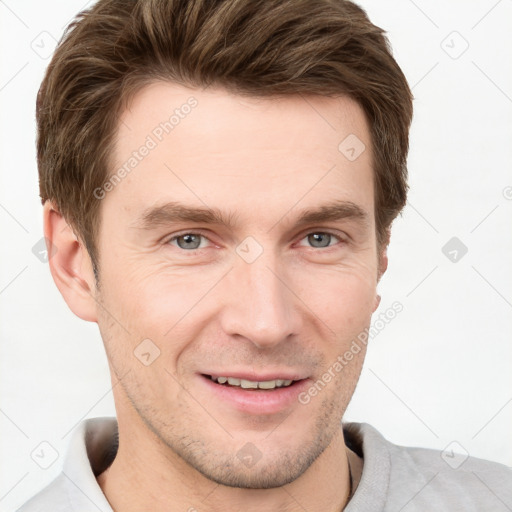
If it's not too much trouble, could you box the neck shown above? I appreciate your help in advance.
[96,417,354,512]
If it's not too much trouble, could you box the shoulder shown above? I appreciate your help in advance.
[16,470,112,512]
[387,437,512,509]
[16,474,72,512]
[16,417,116,512]
[344,421,512,511]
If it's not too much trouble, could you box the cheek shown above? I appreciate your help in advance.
[132,268,219,319]
[100,251,193,317]
[293,261,377,327]
[99,261,223,365]
[98,235,377,340]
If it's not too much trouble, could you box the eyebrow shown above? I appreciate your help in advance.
[131,199,370,232]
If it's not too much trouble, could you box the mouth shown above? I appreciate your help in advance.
[198,373,310,414]
[202,374,302,390]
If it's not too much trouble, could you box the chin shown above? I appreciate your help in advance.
[191,451,317,489]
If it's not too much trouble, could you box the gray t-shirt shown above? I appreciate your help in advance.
[16,416,512,511]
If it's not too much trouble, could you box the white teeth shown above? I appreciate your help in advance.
[210,375,295,389]
[240,379,258,389]
[258,380,277,389]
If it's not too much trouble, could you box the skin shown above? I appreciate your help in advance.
[44,82,388,512]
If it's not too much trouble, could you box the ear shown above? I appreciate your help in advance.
[43,200,98,322]
[373,228,390,312]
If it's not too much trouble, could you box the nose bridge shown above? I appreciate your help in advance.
[219,240,300,348]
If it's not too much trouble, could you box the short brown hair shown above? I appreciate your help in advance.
[37,0,413,280]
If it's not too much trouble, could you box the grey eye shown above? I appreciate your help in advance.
[307,232,333,248]
[174,234,203,250]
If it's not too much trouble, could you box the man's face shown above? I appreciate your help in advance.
[94,82,381,488]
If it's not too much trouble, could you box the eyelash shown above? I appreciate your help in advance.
[164,230,346,252]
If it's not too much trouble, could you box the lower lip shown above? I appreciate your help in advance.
[198,374,311,415]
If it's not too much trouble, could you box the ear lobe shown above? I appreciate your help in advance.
[43,201,98,322]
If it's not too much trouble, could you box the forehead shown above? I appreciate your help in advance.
[116,81,370,154]
[105,81,374,227]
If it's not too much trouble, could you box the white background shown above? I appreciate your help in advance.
[1,1,511,510]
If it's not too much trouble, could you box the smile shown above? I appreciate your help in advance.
[206,375,296,390]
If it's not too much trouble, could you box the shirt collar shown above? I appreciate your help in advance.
[62,416,117,512]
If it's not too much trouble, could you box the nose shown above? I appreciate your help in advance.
[218,245,302,349]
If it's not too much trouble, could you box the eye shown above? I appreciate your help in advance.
[164,230,345,252]
[297,231,344,249]
[166,232,211,250]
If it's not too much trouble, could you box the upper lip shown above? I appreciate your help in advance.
[200,371,309,381]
